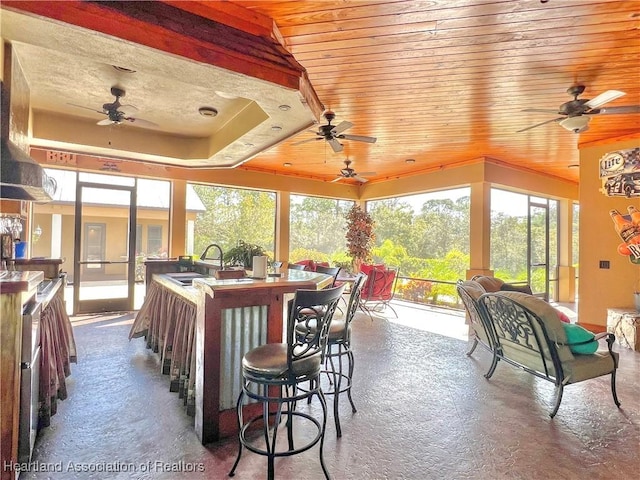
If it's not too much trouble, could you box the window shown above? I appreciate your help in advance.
[84,223,105,269]
[147,225,163,256]
[289,195,353,264]
[189,184,276,260]
[367,188,471,306]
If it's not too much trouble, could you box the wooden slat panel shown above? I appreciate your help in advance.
[4,0,639,185]
[229,0,639,184]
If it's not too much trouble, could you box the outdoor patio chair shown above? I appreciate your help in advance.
[478,291,620,418]
[295,259,317,271]
[359,266,398,319]
[456,279,499,377]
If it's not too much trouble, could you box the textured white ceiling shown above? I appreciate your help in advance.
[1,9,316,167]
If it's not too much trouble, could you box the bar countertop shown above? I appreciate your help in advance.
[0,270,44,295]
[152,268,333,302]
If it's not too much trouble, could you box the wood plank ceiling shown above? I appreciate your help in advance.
[230,0,640,185]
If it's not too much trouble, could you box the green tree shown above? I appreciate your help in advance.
[289,195,353,263]
[192,185,276,258]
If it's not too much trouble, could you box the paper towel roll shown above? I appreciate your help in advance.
[252,255,268,278]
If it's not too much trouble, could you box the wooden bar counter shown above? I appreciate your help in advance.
[1,270,43,480]
[132,269,332,445]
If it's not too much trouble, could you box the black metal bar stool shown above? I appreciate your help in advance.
[229,285,345,480]
[320,272,367,437]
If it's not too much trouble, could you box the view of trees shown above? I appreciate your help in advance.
[289,195,354,267]
[490,191,559,298]
[191,184,276,259]
[368,193,471,306]
[189,184,567,306]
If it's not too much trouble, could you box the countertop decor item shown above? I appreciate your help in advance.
[223,240,267,270]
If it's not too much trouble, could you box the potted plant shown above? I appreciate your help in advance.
[345,205,375,273]
[223,240,267,270]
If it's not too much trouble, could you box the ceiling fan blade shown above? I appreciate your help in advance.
[125,117,159,128]
[339,134,377,143]
[96,118,114,126]
[292,136,320,146]
[522,108,561,114]
[118,104,138,115]
[328,138,344,153]
[331,121,353,135]
[516,117,563,133]
[330,176,344,183]
[589,105,640,115]
[353,175,369,183]
[585,90,625,109]
[68,103,105,115]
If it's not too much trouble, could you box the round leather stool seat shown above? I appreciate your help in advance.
[242,343,321,380]
[295,318,352,343]
[229,285,346,480]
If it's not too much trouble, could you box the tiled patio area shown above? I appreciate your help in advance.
[20,302,640,480]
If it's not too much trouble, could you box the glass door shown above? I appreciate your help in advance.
[528,198,550,301]
[73,177,137,314]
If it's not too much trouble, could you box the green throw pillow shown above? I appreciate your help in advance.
[561,323,598,355]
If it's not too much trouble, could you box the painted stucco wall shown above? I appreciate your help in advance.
[579,137,640,325]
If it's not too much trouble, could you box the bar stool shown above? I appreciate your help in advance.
[321,272,367,437]
[315,265,341,286]
[228,284,345,480]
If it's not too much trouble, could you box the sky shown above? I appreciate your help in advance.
[399,187,530,217]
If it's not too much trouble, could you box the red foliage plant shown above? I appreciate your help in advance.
[345,205,375,264]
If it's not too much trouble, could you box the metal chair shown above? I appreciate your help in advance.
[479,291,620,418]
[456,279,499,377]
[315,265,341,287]
[359,266,399,319]
[321,272,367,437]
[229,285,345,480]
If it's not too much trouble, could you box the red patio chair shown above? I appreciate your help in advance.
[295,259,316,271]
[359,266,399,319]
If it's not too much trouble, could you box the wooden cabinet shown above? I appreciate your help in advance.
[0,271,43,480]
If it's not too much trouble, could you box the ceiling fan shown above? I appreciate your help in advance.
[517,85,640,134]
[330,159,376,183]
[69,86,158,128]
[293,110,377,153]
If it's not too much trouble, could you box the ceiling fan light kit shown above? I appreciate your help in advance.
[560,116,590,133]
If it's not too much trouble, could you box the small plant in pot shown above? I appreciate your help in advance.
[223,240,267,270]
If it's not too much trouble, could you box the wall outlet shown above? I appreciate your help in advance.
[599,260,610,269]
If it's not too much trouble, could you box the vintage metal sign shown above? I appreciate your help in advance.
[600,147,640,198]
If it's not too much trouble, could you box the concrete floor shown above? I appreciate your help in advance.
[20,302,640,480]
